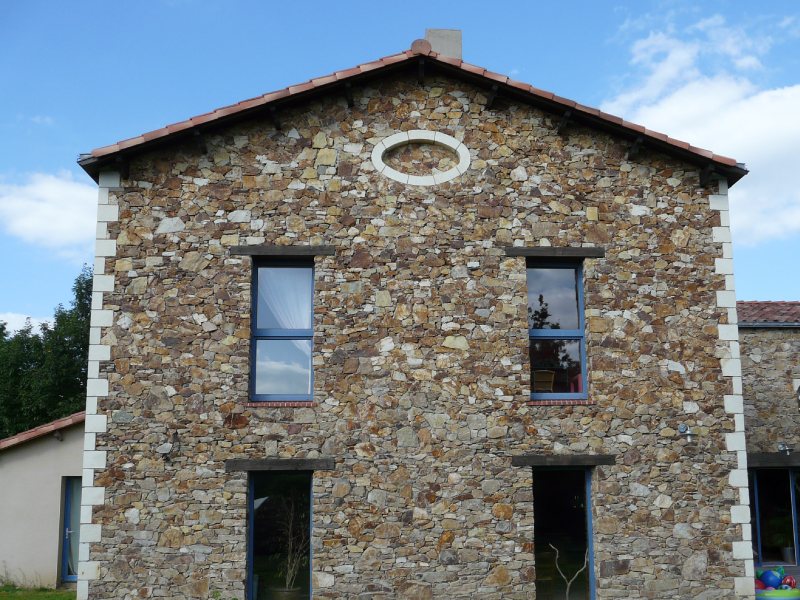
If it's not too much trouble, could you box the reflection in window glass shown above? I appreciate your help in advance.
[255,340,312,395]
[530,339,583,394]
[251,471,312,599]
[257,268,313,331]
[527,268,579,330]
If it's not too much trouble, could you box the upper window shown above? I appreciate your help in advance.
[528,264,586,399]
[252,262,314,401]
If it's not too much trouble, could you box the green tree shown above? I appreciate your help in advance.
[0,266,92,439]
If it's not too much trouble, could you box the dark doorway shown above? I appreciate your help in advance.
[750,469,799,566]
[532,469,593,600]
[250,471,312,600]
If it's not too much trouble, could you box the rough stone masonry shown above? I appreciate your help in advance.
[78,68,751,599]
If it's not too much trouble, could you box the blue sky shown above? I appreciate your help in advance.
[2,0,799,331]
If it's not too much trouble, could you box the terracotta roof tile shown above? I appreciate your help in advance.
[381,53,410,66]
[506,78,531,92]
[483,70,508,84]
[551,95,577,108]
[623,121,645,133]
[459,62,485,76]
[0,411,86,451]
[575,104,600,117]
[529,87,554,101]
[738,301,800,324]
[435,55,463,67]
[81,42,744,175]
[166,120,193,134]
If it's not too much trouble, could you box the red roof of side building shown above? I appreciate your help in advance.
[78,39,747,186]
[737,301,800,325]
[0,411,86,451]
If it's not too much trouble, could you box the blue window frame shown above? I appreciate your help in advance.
[528,262,587,399]
[251,260,314,402]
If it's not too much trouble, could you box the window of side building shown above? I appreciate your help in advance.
[251,260,314,402]
[528,263,587,399]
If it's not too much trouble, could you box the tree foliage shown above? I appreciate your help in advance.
[0,266,92,439]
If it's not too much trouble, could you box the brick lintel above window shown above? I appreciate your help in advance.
[505,246,605,258]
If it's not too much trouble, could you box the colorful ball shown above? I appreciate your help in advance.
[784,576,797,588]
[755,579,766,589]
[762,570,784,589]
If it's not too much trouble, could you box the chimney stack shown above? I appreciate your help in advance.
[424,29,462,59]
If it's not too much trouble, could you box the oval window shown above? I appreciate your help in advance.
[371,130,470,186]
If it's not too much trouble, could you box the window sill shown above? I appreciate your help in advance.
[527,399,597,406]
[243,401,317,408]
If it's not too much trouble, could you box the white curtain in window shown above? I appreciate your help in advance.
[258,268,312,356]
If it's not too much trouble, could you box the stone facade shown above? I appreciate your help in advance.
[78,68,753,599]
[741,327,800,453]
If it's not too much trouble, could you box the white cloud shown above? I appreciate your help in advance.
[602,14,800,246]
[0,171,97,258]
[0,312,51,335]
[30,115,54,125]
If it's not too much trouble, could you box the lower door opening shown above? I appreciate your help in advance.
[532,469,594,600]
[249,471,312,600]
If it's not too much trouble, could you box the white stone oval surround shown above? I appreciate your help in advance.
[371,130,471,186]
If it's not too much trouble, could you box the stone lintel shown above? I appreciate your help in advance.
[230,245,335,256]
[511,454,616,467]
[505,247,606,259]
[225,458,335,471]
[747,453,800,468]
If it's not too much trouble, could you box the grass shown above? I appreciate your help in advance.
[0,583,76,600]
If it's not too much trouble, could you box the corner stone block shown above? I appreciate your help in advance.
[712,227,732,243]
[83,450,107,469]
[82,485,105,506]
[724,395,744,414]
[732,541,752,560]
[95,239,117,257]
[715,258,735,275]
[80,524,102,544]
[729,469,748,487]
[726,432,746,452]
[80,505,92,524]
[92,274,114,292]
[730,505,750,523]
[78,542,90,561]
[78,561,100,580]
[98,171,121,188]
[84,413,107,433]
[709,195,729,211]
[90,309,113,327]
[86,378,109,397]
[734,576,755,596]
[96,204,120,223]
[718,324,739,341]
[88,344,111,361]
[721,358,742,377]
[715,290,737,308]
[77,581,89,600]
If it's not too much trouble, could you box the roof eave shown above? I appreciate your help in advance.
[78,54,748,188]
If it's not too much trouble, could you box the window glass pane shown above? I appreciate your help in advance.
[257,267,313,330]
[251,471,312,598]
[532,470,591,600]
[527,268,579,330]
[255,339,312,395]
[530,339,583,394]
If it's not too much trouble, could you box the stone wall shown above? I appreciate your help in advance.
[82,72,750,599]
[741,327,800,453]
